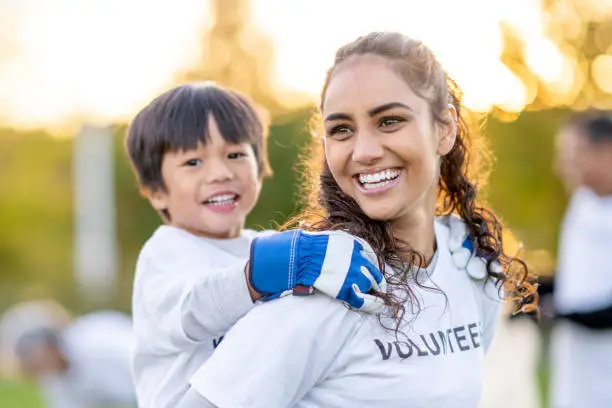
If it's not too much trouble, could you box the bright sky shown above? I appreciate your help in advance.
[0,0,608,131]
[253,0,545,112]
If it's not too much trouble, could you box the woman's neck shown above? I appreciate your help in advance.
[392,206,437,265]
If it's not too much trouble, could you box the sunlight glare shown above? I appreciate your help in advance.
[253,0,541,113]
[0,0,208,130]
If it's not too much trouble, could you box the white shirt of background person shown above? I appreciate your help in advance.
[42,311,136,408]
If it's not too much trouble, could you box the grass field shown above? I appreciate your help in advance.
[0,381,43,408]
[0,378,550,408]
[0,381,132,407]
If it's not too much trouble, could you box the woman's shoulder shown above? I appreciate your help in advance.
[255,294,364,323]
[228,294,367,342]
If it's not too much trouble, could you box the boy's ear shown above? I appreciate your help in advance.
[141,186,168,212]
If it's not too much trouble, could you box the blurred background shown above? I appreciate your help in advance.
[0,0,611,406]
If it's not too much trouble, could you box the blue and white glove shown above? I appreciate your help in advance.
[447,215,502,279]
[248,229,387,313]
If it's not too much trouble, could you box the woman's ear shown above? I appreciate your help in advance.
[437,104,458,156]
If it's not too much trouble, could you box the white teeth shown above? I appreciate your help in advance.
[205,194,236,204]
[358,169,400,185]
[361,179,394,190]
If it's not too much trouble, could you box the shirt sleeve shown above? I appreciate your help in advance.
[478,279,503,352]
[132,231,255,354]
[188,295,364,408]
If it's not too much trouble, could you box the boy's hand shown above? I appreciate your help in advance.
[247,230,387,314]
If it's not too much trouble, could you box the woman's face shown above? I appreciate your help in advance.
[321,54,455,228]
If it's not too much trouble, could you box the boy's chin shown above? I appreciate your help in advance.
[179,222,243,239]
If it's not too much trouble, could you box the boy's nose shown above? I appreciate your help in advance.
[204,160,234,183]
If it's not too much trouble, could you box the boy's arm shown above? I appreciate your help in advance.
[135,228,386,351]
[181,228,387,341]
[134,239,259,352]
[179,259,261,340]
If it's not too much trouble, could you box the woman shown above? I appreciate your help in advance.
[178,31,536,408]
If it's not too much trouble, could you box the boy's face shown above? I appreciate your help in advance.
[148,115,262,238]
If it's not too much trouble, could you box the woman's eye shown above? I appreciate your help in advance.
[228,152,247,159]
[379,117,405,128]
[328,124,353,139]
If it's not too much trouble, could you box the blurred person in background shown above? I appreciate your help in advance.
[0,299,72,379]
[0,300,137,408]
[546,110,612,408]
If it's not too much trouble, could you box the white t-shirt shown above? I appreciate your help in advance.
[42,311,136,408]
[555,188,612,311]
[189,220,502,408]
[551,188,612,408]
[131,226,272,408]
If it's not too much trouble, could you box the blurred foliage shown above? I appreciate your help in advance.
[486,110,570,256]
[501,0,612,110]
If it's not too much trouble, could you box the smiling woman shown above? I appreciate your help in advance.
[176,32,538,408]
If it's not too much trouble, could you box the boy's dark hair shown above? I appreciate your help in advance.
[565,109,612,144]
[125,82,271,193]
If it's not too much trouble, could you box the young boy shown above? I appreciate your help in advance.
[125,82,385,408]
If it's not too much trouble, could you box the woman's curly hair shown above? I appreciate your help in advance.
[286,32,538,332]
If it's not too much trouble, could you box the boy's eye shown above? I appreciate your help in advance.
[183,158,201,166]
[228,152,247,159]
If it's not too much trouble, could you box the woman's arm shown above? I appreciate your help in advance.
[557,302,612,330]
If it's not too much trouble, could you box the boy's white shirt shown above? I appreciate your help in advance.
[550,187,612,408]
[131,225,273,408]
[42,311,136,408]
[188,220,502,408]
